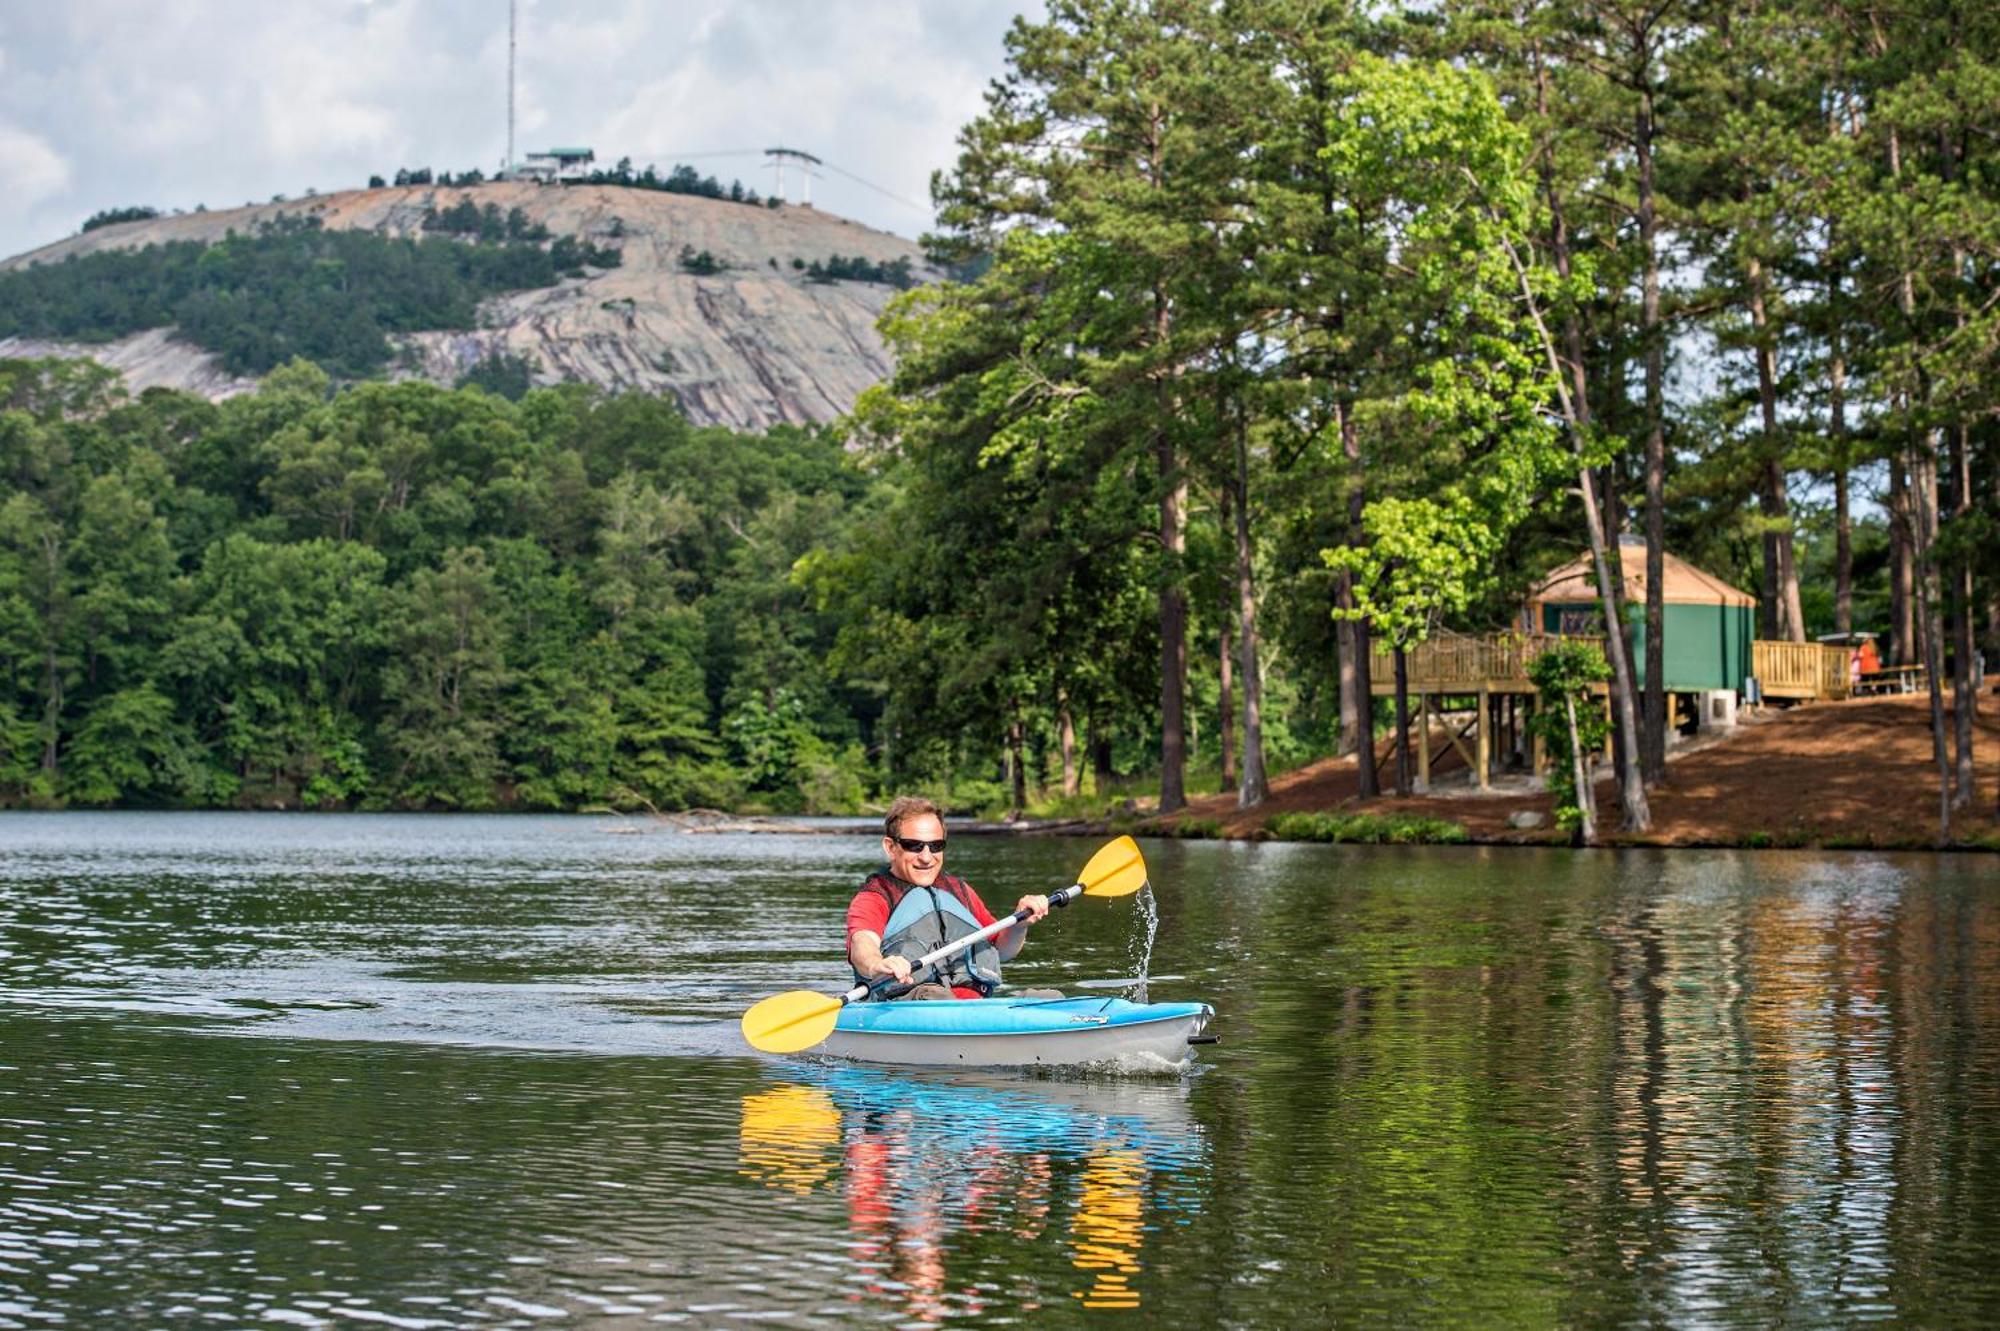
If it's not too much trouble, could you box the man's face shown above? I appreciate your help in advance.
[883,812,947,886]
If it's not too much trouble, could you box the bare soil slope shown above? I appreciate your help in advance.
[0,182,935,431]
[1167,693,2000,848]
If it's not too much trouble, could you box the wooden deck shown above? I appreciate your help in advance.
[1361,632,1854,793]
[1368,634,1851,702]
[1368,633,1599,696]
[1752,640,1853,701]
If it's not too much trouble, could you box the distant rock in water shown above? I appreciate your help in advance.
[0,182,938,431]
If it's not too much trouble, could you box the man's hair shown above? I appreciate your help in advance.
[883,795,943,839]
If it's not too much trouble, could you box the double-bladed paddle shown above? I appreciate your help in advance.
[740,834,1149,1054]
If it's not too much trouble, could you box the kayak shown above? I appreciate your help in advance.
[821,995,1215,1069]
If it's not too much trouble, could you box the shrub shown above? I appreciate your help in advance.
[1267,811,1469,845]
[81,206,161,233]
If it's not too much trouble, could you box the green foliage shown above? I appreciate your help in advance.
[804,254,916,288]
[1267,811,1471,845]
[1318,55,1568,648]
[1526,641,1611,833]
[0,215,616,379]
[0,356,882,812]
[455,351,539,400]
[569,160,765,207]
[422,200,552,244]
[678,246,728,275]
[81,206,161,233]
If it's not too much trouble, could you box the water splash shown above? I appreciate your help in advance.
[1126,881,1159,1004]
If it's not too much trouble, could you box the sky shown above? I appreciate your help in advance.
[0,0,1040,262]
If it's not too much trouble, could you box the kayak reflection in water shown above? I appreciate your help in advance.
[845,795,1053,1001]
[737,1069,1203,1320]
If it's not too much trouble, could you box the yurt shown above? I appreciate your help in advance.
[1523,535,1756,694]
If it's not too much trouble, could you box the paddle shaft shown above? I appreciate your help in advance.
[851,882,1083,1002]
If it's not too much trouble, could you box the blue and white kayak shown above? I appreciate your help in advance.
[823,995,1215,1069]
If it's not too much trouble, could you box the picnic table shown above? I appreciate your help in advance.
[1856,664,1926,695]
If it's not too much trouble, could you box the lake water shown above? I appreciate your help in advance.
[3,813,1999,1327]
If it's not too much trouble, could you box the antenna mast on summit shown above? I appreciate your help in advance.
[506,0,516,173]
[764,147,822,207]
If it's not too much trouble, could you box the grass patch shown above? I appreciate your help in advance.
[1169,817,1223,840]
[1267,811,1469,845]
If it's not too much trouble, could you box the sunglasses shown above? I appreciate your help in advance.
[891,836,948,854]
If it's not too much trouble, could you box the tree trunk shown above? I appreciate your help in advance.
[1579,464,1653,832]
[1352,615,1377,797]
[1148,86,1186,818]
[1749,257,1805,642]
[1950,421,1976,810]
[1638,82,1668,785]
[1565,692,1596,847]
[1890,459,1915,663]
[1828,258,1853,635]
[1219,608,1236,792]
[1339,398,1379,797]
[1911,440,1950,839]
[1392,645,1412,797]
[1336,608,1359,757]
[1007,706,1028,818]
[1234,414,1268,807]
[1157,420,1187,816]
[1058,692,1079,799]
[1886,116,1951,838]
[1218,492,1236,793]
[38,531,63,785]
[1497,170,1649,832]
[1091,717,1115,794]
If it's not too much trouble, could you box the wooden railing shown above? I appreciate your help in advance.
[1369,632,1854,702]
[1369,633,1602,695]
[1754,640,1852,701]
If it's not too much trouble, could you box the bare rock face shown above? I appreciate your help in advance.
[0,182,936,431]
[0,327,257,398]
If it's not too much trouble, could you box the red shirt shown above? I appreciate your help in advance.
[846,876,997,1000]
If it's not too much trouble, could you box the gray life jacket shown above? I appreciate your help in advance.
[852,872,1002,996]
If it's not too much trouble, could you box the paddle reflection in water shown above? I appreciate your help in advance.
[737,1066,1206,1319]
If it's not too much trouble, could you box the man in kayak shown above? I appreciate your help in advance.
[846,796,1050,1000]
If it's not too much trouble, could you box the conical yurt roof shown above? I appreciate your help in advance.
[1531,535,1756,608]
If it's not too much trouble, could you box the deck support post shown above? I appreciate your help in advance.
[1531,697,1546,774]
[1476,685,1491,790]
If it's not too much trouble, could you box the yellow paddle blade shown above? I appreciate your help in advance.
[741,990,846,1054]
[1077,834,1148,898]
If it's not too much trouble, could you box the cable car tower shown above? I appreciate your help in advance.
[764,147,822,207]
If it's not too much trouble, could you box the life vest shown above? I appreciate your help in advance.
[852,872,1002,997]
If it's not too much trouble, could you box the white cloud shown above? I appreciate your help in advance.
[0,123,70,213]
[0,0,1037,258]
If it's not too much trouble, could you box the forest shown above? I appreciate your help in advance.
[849,0,1998,835]
[2,0,1996,829]
[0,216,620,379]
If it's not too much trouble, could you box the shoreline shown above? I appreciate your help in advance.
[1153,692,2000,852]
[8,696,1995,851]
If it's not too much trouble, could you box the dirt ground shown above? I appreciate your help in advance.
[1164,691,2000,848]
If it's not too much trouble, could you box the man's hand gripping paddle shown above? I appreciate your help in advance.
[740,835,1149,1054]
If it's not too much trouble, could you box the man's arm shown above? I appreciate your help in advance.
[992,895,1050,960]
[848,930,912,983]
